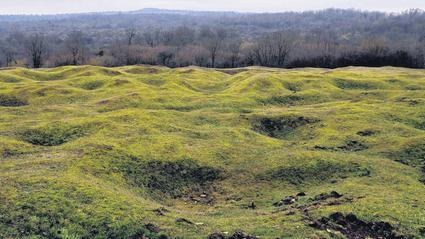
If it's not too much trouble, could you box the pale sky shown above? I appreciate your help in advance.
[0,0,424,15]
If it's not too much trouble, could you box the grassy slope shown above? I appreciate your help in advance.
[0,65,424,238]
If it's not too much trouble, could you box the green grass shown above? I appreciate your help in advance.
[0,65,424,238]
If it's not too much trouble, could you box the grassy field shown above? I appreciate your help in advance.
[0,65,424,239]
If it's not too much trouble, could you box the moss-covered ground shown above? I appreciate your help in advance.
[0,65,424,238]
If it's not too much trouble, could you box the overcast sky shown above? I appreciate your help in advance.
[0,0,424,15]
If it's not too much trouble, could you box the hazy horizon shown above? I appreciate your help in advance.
[0,0,424,15]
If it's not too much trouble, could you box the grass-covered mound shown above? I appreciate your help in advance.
[0,66,424,238]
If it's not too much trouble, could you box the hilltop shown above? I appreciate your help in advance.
[0,66,424,238]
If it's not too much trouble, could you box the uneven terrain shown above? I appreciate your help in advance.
[0,65,424,238]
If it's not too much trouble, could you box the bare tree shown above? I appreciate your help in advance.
[126,28,137,46]
[202,28,227,68]
[124,28,138,65]
[26,34,47,68]
[65,31,86,65]
[143,29,161,47]
[157,48,174,66]
[1,47,17,67]
[252,32,293,67]
[227,40,241,68]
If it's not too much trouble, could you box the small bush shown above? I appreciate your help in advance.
[389,142,425,167]
[259,95,304,106]
[21,124,88,146]
[253,115,320,139]
[0,94,28,107]
[78,80,105,90]
[334,78,379,90]
[258,160,370,185]
[113,156,221,198]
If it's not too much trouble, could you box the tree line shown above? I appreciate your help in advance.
[1,9,425,69]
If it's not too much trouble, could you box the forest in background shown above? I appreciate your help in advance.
[1,8,425,69]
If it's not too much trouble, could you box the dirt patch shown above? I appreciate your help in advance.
[112,157,222,198]
[311,191,343,201]
[259,160,370,185]
[253,115,320,139]
[20,124,89,146]
[357,130,377,137]
[186,186,216,205]
[0,94,28,107]
[274,193,306,207]
[310,212,410,239]
[176,217,193,225]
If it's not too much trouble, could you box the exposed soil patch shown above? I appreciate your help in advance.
[20,124,88,146]
[176,218,193,224]
[0,94,28,107]
[259,160,370,185]
[273,191,355,216]
[253,115,320,139]
[274,193,306,207]
[311,191,343,201]
[310,212,410,239]
[113,157,222,198]
[186,186,216,205]
[357,130,377,137]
